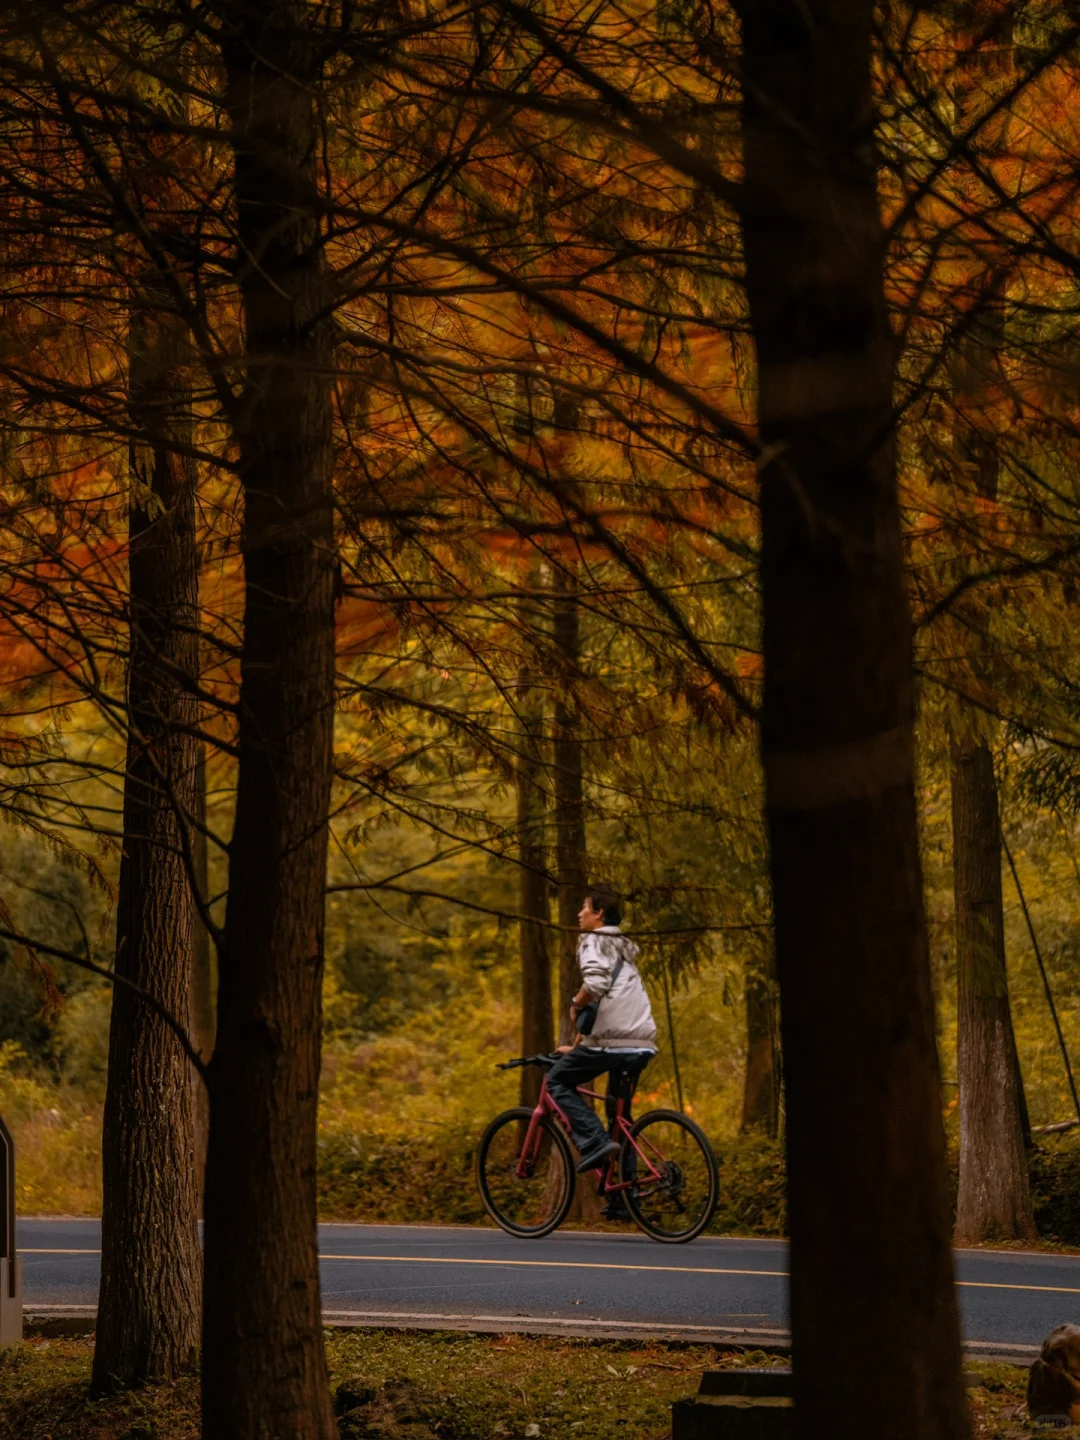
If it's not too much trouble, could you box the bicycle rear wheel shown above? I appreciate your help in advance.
[477,1106,575,1237]
[621,1108,718,1243]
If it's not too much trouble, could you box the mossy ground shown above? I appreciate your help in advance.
[0,1331,1034,1439]
[966,1363,1035,1438]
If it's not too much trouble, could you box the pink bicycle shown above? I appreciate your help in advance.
[477,1053,719,1243]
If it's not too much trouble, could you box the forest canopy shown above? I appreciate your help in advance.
[0,2,1079,1437]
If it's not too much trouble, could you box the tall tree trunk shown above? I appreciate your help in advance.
[945,7,1031,1236]
[740,946,778,1136]
[550,565,602,1220]
[190,742,214,1209]
[952,743,1034,1241]
[517,575,553,1107]
[202,11,337,1439]
[552,567,587,1043]
[92,274,201,1392]
[738,2,971,1436]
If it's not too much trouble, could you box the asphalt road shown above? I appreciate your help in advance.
[17,1217,1080,1357]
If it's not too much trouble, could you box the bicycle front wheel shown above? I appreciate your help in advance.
[477,1106,575,1237]
[621,1108,718,1243]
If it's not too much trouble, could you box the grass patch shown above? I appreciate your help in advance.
[967,1362,1030,1438]
[0,1333,1033,1440]
[0,1336,198,1439]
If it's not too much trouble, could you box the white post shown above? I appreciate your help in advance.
[0,1115,20,1348]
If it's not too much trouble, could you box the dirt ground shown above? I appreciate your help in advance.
[0,1330,1036,1439]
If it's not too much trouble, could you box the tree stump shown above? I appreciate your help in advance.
[1028,1325,1080,1426]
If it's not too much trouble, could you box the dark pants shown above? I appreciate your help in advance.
[546,1049,653,1156]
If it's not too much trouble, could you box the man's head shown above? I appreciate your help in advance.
[578,883,622,931]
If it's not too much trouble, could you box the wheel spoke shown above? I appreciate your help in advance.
[478,1110,573,1236]
[622,1112,718,1242]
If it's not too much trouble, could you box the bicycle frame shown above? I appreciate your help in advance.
[515,1071,665,1193]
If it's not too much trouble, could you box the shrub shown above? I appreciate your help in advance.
[316,1123,789,1234]
[318,1128,485,1225]
[712,1130,787,1235]
[1030,1134,1080,1244]
[0,1042,101,1213]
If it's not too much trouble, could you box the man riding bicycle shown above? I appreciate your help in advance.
[546,883,657,1179]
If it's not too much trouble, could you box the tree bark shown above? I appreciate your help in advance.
[738,2,971,1435]
[944,8,1031,1239]
[202,10,337,1438]
[951,742,1034,1241]
[92,276,202,1392]
[517,577,554,1107]
[189,742,214,1210]
[552,568,587,1044]
[549,566,603,1219]
[740,946,778,1136]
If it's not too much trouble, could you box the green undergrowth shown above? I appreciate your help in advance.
[0,1334,1031,1440]
[1030,1135,1080,1244]
[311,1124,1080,1245]
[316,1128,787,1236]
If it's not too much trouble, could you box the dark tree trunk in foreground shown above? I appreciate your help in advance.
[202,9,337,1438]
[92,280,201,1392]
[739,2,970,1435]
[740,947,778,1136]
[952,742,1034,1241]
[553,568,587,1044]
[517,578,554,1107]
[190,743,215,1208]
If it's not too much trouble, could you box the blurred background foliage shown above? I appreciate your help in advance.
[5,714,1080,1238]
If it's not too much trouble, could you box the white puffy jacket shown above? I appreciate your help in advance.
[577,926,657,1051]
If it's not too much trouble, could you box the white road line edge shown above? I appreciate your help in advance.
[18,1304,1041,1357]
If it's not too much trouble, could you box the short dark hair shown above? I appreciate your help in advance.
[586,882,622,927]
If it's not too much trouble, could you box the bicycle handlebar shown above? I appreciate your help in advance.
[496,1053,559,1071]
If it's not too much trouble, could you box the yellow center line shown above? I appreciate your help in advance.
[320,1254,785,1278]
[22,1248,1080,1298]
[959,1279,1080,1295]
[320,1254,1080,1295]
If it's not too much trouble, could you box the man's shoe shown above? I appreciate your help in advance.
[576,1138,619,1174]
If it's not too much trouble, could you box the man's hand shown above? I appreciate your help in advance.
[555,1044,574,1054]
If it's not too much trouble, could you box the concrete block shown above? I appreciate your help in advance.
[672,1369,794,1439]
[672,1394,795,1439]
[0,1257,22,1348]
